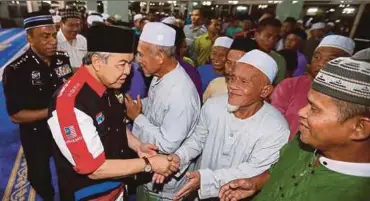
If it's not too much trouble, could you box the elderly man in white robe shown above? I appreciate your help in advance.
[125,22,201,200]
[169,50,290,200]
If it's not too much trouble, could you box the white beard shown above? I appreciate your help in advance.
[227,103,240,113]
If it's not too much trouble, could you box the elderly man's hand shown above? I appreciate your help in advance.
[152,154,181,184]
[137,143,158,158]
[219,178,257,201]
[125,94,142,120]
[173,171,200,201]
[149,155,179,177]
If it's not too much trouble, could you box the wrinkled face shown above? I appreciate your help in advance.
[284,33,302,51]
[211,46,228,72]
[227,63,270,107]
[280,22,294,37]
[93,53,134,89]
[225,49,245,77]
[208,19,221,34]
[191,9,201,25]
[299,89,356,151]
[27,25,57,57]
[136,41,161,76]
[255,25,280,52]
[61,17,81,40]
[308,47,347,77]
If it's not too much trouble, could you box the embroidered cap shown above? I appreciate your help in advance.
[312,57,370,106]
[60,9,82,20]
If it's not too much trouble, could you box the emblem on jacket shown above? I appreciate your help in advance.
[55,64,72,78]
[31,70,43,85]
[96,112,105,125]
[56,59,63,65]
[64,126,77,139]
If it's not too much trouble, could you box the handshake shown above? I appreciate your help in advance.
[137,143,181,181]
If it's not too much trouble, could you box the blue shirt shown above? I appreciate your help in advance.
[197,64,222,92]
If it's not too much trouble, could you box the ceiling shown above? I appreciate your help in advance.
[128,0,369,5]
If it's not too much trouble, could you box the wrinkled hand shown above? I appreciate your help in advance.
[152,173,166,184]
[125,94,142,120]
[149,155,179,177]
[219,178,256,201]
[173,171,200,201]
[137,143,158,158]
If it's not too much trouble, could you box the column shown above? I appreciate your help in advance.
[58,1,65,9]
[105,1,129,21]
[276,0,304,21]
[146,1,150,13]
[187,0,193,18]
[86,1,97,12]
[27,1,39,12]
[350,3,366,38]
[248,4,253,15]
[0,1,10,18]
[170,3,175,14]
[179,3,186,16]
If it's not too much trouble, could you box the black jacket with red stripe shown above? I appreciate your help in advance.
[48,67,131,201]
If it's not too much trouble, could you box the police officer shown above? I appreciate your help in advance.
[47,25,179,201]
[2,11,74,200]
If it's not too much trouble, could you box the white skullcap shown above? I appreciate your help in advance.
[87,15,103,26]
[327,22,335,27]
[237,50,278,83]
[102,13,110,20]
[317,35,355,55]
[161,16,176,25]
[52,15,61,23]
[297,19,303,24]
[214,37,233,49]
[134,14,143,21]
[140,22,176,47]
[311,22,326,31]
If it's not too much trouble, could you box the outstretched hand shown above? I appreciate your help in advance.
[173,171,200,201]
[219,178,257,201]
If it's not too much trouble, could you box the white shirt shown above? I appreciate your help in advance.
[133,64,201,198]
[57,30,87,68]
[175,94,289,199]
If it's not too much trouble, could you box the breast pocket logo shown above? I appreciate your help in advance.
[96,112,105,125]
[55,65,72,78]
[31,71,43,85]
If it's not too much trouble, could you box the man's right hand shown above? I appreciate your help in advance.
[219,178,257,201]
[151,154,181,184]
[149,154,180,177]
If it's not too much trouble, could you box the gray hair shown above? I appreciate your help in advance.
[82,52,111,65]
[333,97,370,122]
[150,44,176,58]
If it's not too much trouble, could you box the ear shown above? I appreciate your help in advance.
[156,51,165,65]
[91,54,103,72]
[260,84,274,99]
[349,117,370,141]
[26,33,33,44]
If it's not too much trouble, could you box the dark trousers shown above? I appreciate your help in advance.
[20,126,54,201]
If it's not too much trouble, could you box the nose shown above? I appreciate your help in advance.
[298,103,309,119]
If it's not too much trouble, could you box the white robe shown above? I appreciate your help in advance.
[133,64,201,198]
[175,94,289,200]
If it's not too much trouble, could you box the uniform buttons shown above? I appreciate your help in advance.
[33,128,37,131]
[281,194,284,198]
[308,164,312,168]
[279,186,283,191]
[50,73,53,77]
[294,182,298,186]
[311,170,315,174]
[107,127,111,131]
[116,128,119,132]
[291,175,296,179]
[121,150,124,153]
[39,88,42,91]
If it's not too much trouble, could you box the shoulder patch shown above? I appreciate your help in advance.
[9,54,29,70]
[56,51,69,57]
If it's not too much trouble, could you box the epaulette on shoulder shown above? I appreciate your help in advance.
[9,54,29,70]
[56,51,69,57]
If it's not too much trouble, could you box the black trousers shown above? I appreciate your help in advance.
[20,125,54,201]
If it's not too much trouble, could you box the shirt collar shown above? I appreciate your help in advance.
[58,29,76,43]
[79,66,106,97]
[319,155,370,177]
[151,63,180,87]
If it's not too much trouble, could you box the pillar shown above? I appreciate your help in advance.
[179,3,186,16]
[187,0,193,18]
[0,1,10,18]
[105,1,129,22]
[27,1,39,12]
[58,1,65,9]
[170,3,174,14]
[86,1,97,12]
[276,0,304,21]
[248,4,253,15]
[146,1,150,14]
[350,3,366,38]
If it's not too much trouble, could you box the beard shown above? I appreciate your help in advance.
[227,103,240,113]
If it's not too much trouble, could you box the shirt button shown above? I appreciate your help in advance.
[50,73,53,77]
[107,127,111,131]
[291,175,296,179]
[33,128,37,131]
[279,186,283,191]
[294,182,298,186]
[323,161,328,166]
[281,194,284,198]
[53,84,57,87]
[121,150,124,153]
[39,88,42,91]
[230,133,233,137]
[116,129,119,132]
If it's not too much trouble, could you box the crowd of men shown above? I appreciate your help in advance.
[1,6,370,201]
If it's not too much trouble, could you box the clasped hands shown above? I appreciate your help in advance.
[136,143,180,178]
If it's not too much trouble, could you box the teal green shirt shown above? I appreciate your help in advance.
[226,26,242,38]
[269,51,287,86]
[253,135,370,201]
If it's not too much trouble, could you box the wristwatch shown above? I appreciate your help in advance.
[142,156,152,173]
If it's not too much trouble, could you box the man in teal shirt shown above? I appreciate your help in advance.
[219,56,370,201]
[254,17,287,85]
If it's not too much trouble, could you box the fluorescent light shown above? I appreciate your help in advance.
[329,8,335,12]
[292,0,298,4]
[237,6,247,11]
[342,7,355,14]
